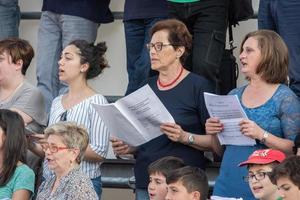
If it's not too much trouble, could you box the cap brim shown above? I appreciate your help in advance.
[238,158,275,167]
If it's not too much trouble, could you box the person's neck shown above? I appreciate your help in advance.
[0,75,24,91]
[55,163,78,181]
[0,76,24,100]
[67,78,90,98]
[248,76,277,90]
[158,62,184,83]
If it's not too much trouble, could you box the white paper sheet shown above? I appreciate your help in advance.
[93,84,175,146]
[204,92,255,146]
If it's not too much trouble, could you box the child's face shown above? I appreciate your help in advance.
[165,181,199,200]
[148,172,168,200]
[248,164,279,200]
[277,176,300,200]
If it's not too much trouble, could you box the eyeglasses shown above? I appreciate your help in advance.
[146,42,175,52]
[60,111,67,121]
[243,171,272,182]
[41,143,70,153]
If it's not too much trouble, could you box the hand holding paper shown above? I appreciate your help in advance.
[204,92,255,146]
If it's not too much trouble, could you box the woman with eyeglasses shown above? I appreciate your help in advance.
[0,109,35,200]
[206,30,300,200]
[111,19,216,200]
[36,122,97,200]
[239,149,286,200]
[29,40,109,198]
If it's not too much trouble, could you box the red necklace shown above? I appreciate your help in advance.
[157,67,184,88]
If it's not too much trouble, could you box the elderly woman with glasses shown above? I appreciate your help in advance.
[36,122,97,200]
[111,19,217,200]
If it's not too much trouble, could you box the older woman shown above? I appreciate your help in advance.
[111,19,216,200]
[270,156,300,200]
[36,122,97,200]
[0,109,35,200]
[29,39,109,198]
[206,30,300,200]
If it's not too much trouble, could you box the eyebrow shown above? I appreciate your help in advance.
[64,52,73,56]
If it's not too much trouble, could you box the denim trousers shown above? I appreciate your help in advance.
[258,0,300,97]
[135,188,149,200]
[0,0,20,40]
[124,17,166,95]
[91,176,103,199]
[168,0,228,92]
[36,11,99,112]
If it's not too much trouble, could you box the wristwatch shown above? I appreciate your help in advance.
[188,134,195,145]
[260,131,269,144]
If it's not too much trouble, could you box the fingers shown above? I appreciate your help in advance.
[205,118,223,134]
[110,137,130,155]
[160,123,184,142]
[206,117,220,123]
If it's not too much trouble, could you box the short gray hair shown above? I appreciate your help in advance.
[44,122,89,163]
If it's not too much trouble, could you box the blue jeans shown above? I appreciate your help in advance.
[91,176,102,199]
[167,0,228,92]
[124,18,166,95]
[135,188,149,200]
[36,11,99,112]
[258,0,300,97]
[0,0,20,40]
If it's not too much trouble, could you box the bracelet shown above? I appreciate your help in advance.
[260,130,269,144]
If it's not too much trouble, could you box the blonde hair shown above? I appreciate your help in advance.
[44,122,89,163]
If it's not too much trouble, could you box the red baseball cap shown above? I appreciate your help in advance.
[239,149,286,167]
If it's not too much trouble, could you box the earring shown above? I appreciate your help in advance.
[80,69,84,72]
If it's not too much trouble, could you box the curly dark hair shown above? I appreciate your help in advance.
[68,40,108,79]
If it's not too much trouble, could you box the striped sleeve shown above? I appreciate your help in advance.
[88,94,110,158]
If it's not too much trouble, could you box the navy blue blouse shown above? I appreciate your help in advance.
[134,73,214,189]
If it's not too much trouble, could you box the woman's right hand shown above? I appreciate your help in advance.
[110,137,136,156]
[26,133,46,158]
[205,117,223,135]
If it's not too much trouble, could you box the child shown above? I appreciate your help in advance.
[270,155,300,200]
[239,149,286,200]
[165,166,208,200]
[147,156,185,200]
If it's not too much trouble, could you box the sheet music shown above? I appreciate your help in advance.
[93,85,175,146]
[204,92,255,146]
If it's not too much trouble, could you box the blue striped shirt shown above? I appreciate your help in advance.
[43,94,109,179]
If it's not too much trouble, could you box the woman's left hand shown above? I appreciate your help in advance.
[160,122,188,144]
[239,119,263,140]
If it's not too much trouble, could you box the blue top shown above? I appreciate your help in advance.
[0,164,35,199]
[124,0,168,21]
[42,0,114,23]
[134,73,214,189]
[213,84,300,200]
